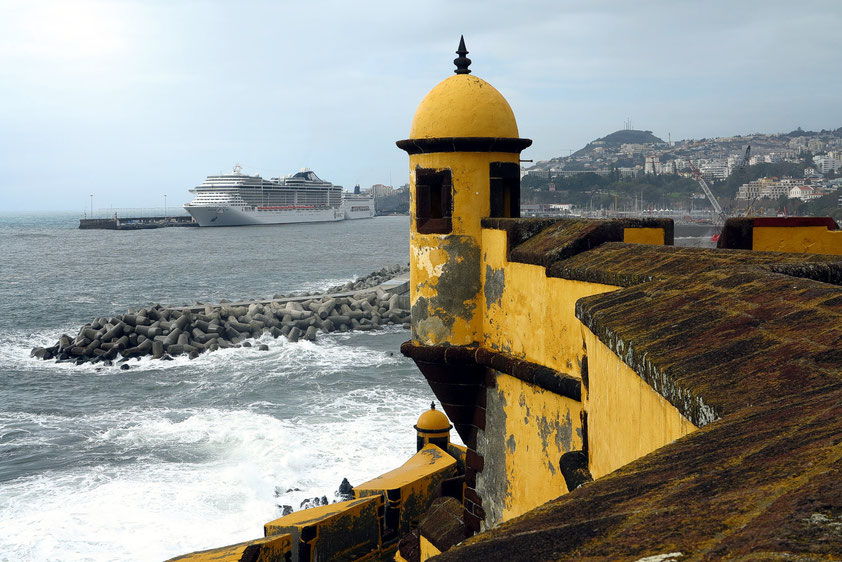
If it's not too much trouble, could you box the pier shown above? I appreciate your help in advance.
[79,207,196,230]
[79,215,196,230]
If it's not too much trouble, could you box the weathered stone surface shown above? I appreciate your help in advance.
[435,219,842,560]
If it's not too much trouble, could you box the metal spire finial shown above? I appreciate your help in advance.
[454,35,471,74]
[431,401,436,410]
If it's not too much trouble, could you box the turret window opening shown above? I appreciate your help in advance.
[415,168,453,234]
[489,162,521,218]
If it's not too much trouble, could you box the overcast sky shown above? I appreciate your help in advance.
[1,0,840,212]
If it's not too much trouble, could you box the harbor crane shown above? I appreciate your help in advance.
[688,160,727,225]
[688,145,751,225]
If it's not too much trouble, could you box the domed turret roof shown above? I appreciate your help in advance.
[409,74,520,140]
[415,402,452,433]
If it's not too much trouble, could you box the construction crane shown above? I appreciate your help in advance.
[689,145,752,225]
[688,160,727,225]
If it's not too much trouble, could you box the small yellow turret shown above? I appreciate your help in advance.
[414,401,452,451]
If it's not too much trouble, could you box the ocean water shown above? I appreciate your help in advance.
[0,214,435,561]
[0,213,716,561]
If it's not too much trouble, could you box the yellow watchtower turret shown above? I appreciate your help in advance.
[397,36,531,347]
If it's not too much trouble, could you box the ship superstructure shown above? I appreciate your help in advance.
[185,166,356,226]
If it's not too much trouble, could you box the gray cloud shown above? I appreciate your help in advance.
[0,0,840,211]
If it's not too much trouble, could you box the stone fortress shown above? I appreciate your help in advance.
[172,38,842,561]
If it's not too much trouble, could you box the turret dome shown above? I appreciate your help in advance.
[415,402,452,433]
[409,74,520,140]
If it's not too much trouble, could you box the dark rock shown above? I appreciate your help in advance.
[337,478,354,500]
[120,363,130,370]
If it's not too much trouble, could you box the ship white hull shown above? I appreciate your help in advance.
[185,205,344,227]
[343,196,376,219]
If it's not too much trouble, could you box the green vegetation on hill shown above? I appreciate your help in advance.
[522,171,699,210]
[572,130,664,157]
[593,129,664,146]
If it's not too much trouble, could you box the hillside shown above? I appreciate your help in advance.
[573,129,664,156]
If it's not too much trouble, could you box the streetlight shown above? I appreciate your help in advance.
[164,194,167,217]
[90,194,93,218]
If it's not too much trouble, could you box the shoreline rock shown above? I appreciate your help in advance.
[31,265,411,366]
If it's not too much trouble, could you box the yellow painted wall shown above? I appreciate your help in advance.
[419,535,442,561]
[623,227,665,245]
[481,227,618,373]
[476,373,583,527]
[753,226,842,255]
[583,326,697,479]
[355,444,458,533]
[263,496,382,562]
[409,152,520,347]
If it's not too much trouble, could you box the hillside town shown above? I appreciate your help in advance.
[525,127,842,182]
[369,127,842,220]
[517,126,842,220]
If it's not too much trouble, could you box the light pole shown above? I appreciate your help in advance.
[164,194,167,217]
[90,194,93,218]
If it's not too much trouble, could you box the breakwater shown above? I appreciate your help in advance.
[31,264,411,367]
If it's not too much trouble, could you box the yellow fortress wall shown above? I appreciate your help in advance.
[583,327,697,478]
[718,216,842,254]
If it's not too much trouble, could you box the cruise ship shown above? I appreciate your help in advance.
[184,166,374,226]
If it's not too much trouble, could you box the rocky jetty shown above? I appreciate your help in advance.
[265,263,410,299]
[31,266,411,366]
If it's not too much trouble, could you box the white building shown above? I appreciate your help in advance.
[699,159,728,180]
[789,185,822,201]
[644,155,661,175]
[371,184,394,198]
[814,154,840,174]
[736,177,809,200]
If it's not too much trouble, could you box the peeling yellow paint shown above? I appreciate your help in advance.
[264,496,382,562]
[355,444,458,534]
[481,228,618,372]
[583,326,697,479]
[753,226,842,255]
[494,374,582,522]
[408,152,520,347]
